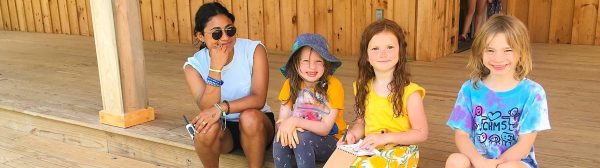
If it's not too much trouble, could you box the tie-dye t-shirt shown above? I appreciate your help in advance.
[447,79,550,167]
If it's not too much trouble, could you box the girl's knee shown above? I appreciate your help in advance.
[497,161,528,168]
[295,130,315,140]
[445,153,470,168]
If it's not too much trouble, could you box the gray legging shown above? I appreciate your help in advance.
[272,131,338,168]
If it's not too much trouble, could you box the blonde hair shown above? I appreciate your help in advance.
[468,15,532,88]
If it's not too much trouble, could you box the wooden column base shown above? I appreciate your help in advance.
[99,107,155,128]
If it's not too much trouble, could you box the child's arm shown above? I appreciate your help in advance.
[455,130,504,167]
[390,92,428,144]
[277,102,293,123]
[339,117,365,145]
[498,132,537,161]
[277,107,338,148]
[285,108,339,136]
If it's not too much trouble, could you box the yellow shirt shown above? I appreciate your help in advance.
[354,81,425,136]
[278,76,346,139]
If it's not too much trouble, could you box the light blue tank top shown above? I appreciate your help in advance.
[183,38,271,121]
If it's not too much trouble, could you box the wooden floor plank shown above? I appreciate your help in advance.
[0,127,161,168]
[0,31,599,167]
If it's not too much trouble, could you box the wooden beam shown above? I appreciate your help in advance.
[112,0,152,114]
[89,0,124,122]
[90,0,154,128]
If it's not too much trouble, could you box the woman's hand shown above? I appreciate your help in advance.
[209,44,233,70]
[359,133,389,150]
[191,106,222,134]
[275,117,300,148]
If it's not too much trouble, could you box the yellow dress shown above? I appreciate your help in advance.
[351,81,425,168]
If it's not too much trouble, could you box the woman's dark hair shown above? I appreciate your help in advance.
[193,2,235,50]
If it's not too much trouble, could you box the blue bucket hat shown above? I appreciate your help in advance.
[280,34,342,78]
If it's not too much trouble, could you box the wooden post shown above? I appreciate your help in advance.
[90,0,154,128]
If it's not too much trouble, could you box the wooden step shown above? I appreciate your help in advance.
[0,108,273,168]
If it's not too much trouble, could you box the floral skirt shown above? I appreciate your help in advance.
[350,145,419,168]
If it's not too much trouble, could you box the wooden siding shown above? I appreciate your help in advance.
[506,0,600,45]
[4,0,599,59]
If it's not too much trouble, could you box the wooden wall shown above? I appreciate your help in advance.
[1,0,461,61]
[0,0,458,60]
[0,0,93,35]
[506,0,600,45]
[1,0,599,59]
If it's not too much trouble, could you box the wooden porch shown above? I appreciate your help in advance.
[1,31,599,167]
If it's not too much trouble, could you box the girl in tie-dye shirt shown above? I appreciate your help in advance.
[445,15,550,168]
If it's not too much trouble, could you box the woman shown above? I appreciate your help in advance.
[182,2,275,168]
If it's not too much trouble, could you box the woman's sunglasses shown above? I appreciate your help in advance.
[208,26,237,40]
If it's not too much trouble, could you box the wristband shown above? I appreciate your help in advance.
[206,76,224,87]
[208,68,222,73]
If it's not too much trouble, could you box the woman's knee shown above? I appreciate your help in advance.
[445,153,470,168]
[239,109,266,133]
[193,124,222,147]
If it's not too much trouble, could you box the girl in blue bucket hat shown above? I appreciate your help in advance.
[273,33,347,168]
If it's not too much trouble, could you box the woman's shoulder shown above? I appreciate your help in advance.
[235,38,262,50]
[235,38,265,59]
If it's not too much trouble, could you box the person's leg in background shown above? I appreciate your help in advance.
[460,0,477,41]
[473,0,489,36]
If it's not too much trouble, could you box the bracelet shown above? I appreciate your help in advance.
[214,103,227,117]
[206,76,224,87]
[208,68,222,73]
[222,100,230,114]
[214,103,228,130]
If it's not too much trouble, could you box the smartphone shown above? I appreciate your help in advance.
[183,115,196,140]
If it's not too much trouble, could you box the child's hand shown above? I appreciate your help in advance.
[472,157,504,168]
[275,117,300,148]
[337,131,357,145]
[359,133,388,150]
